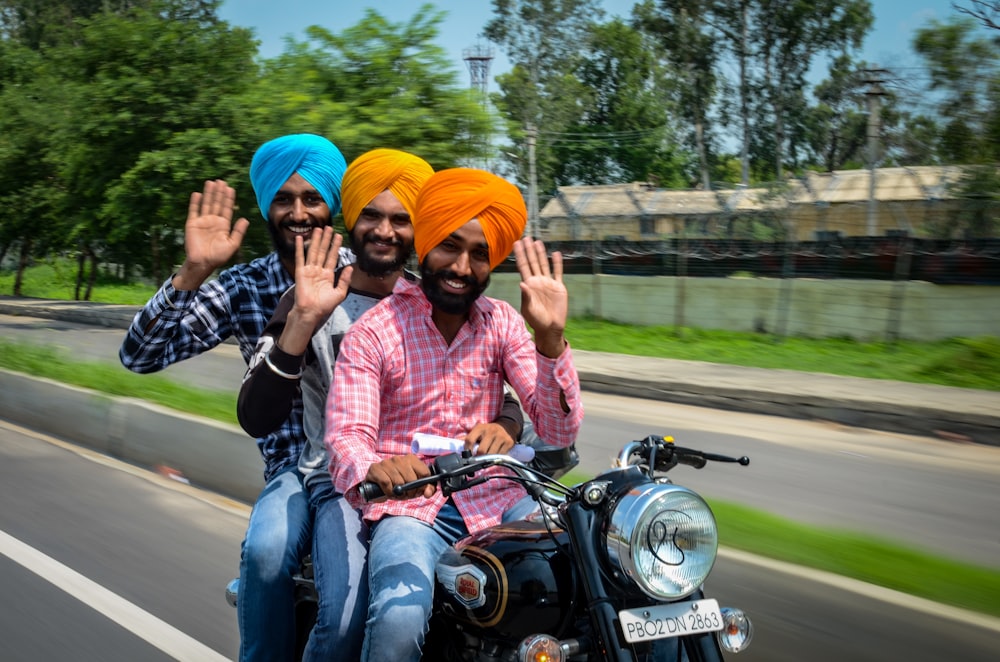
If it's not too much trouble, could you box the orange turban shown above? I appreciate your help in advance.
[340,149,435,231]
[413,168,527,270]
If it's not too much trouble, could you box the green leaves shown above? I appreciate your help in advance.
[0,1,495,294]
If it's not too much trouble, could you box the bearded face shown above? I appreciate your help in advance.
[266,173,331,260]
[350,226,412,278]
[418,261,490,315]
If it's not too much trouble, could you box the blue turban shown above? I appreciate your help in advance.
[249,134,347,221]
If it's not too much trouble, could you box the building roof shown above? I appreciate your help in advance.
[540,166,964,219]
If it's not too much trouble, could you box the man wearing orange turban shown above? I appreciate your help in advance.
[239,155,526,661]
[412,167,527,271]
[326,167,584,662]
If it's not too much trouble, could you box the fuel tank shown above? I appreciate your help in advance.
[434,513,576,639]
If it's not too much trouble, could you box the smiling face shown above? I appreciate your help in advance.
[348,189,414,278]
[266,172,332,259]
[419,218,492,316]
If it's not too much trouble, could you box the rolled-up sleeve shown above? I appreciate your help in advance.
[528,343,583,448]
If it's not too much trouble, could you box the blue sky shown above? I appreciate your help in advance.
[217,0,972,88]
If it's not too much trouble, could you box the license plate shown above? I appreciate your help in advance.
[618,599,724,643]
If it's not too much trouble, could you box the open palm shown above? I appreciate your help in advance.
[184,179,249,269]
[514,237,568,337]
[294,227,352,321]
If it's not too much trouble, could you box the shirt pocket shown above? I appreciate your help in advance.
[451,364,506,428]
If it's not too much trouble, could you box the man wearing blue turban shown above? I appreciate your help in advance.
[120,134,350,662]
[251,133,347,265]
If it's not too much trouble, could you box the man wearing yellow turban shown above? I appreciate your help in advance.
[238,155,526,661]
[325,167,584,662]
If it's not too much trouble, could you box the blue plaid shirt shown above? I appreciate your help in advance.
[119,252,299,481]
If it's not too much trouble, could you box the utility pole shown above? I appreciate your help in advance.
[864,67,888,236]
[526,123,539,238]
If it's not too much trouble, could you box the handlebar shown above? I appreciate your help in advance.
[358,436,749,504]
[617,435,749,471]
[358,451,549,504]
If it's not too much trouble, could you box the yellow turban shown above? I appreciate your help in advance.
[413,168,527,270]
[340,149,434,231]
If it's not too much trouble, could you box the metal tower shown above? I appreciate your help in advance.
[463,42,495,100]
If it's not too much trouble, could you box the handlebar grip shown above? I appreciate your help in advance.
[358,481,385,503]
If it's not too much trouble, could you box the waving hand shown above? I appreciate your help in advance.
[513,237,568,358]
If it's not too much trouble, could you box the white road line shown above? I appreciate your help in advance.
[0,528,231,662]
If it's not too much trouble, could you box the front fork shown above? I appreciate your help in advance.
[562,504,726,662]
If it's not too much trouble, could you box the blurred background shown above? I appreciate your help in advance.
[0,1,998,660]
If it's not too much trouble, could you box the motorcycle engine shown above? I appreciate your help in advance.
[434,515,575,641]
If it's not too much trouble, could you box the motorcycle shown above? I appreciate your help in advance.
[227,436,753,661]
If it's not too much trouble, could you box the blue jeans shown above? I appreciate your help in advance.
[362,495,538,662]
[302,479,369,662]
[238,466,311,662]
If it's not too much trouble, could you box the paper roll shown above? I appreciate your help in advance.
[411,432,535,463]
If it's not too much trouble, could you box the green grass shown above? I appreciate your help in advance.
[710,500,1000,618]
[557,470,1000,618]
[564,319,1000,391]
[0,339,238,425]
[0,259,157,305]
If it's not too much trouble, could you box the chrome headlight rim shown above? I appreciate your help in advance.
[605,483,719,600]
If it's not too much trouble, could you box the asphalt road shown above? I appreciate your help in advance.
[2,312,1000,660]
[2,421,998,662]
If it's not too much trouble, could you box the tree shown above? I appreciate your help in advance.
[634,0,719,190]
[750,0,873,180]
[802,55,871,171]
[485,0,605,194]
[0,0,155,49]
[710,0,756,185]
[103,129,249,283]
[913,16,1000,164]
[954,0,1000,30]
[244,5,494,169]
[33,0,257,291]
[540,18,688,188]
[0,38,66,294]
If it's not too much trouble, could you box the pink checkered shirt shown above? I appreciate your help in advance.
[326,278,583,533]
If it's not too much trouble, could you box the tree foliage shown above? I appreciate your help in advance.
[0,0,497,295]
[247,6,493,169]
[914,16,1000,163]
[485,0,606,194]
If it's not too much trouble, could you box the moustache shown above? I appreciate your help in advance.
[360,232,403,248]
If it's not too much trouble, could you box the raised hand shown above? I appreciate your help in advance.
[293,226,352,325]
[513,237,568,358]
[174,180,250,290]
[277,227,353,355]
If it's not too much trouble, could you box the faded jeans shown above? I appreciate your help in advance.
[302,478,369,662]
[238,465,311,662]
[361,494,538,662]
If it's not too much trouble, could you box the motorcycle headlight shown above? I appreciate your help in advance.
[605,484,718,600]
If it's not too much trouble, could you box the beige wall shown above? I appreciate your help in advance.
[489,273,1000,341]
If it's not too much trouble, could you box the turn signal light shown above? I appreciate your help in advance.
[717,607,754,653]
[517,634,564,662]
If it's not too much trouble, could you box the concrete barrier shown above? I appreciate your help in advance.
[1,369,263,503]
